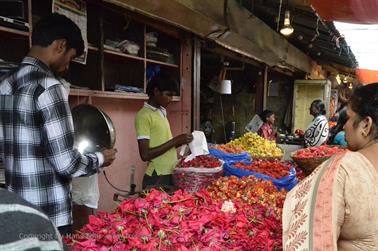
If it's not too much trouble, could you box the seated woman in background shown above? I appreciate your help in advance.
[258,110,277,141]
[304,99,329,147]
[330,109,348,147]
[283,83,378,250]
[332,130,348,147]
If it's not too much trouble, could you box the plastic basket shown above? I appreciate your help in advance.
[173,162,224,193]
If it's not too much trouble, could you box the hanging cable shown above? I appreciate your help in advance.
[311,17,320,42]
[219,95,227,142]
[103,170,129,192]
[277,0,283,32]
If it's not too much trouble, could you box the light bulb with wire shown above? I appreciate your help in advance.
[336,74,341,85]
[280,10,294,36]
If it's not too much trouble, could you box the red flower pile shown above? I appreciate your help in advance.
[293,164,306,181]
[207,176,286,217]
[65,189,283,250]
[232,160,292,179]
[293,145,344,158]
[176,155,221,168]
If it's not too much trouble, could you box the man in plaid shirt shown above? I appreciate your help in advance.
[0,14,117,236]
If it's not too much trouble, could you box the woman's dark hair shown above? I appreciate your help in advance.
[146,72,178,97]
[32,13,84,56]
[349,83,378,136]
[259,110,274,123]
[311,99,326,115]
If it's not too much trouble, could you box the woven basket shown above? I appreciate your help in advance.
[291,152,331,176]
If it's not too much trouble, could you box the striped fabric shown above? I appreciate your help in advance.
[0,57,100,227]
[0,188,66,251]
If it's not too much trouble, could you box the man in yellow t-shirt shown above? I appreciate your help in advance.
[135,73,193,189]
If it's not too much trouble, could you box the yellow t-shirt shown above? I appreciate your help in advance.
[135,104,177,176]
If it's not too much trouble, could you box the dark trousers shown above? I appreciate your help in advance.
[142,170,172,189]
[58,224,73,236]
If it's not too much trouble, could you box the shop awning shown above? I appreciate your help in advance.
[310,0,378,24]
[356,69,378,85]
[312,0,378,83]
[333,21,378,84]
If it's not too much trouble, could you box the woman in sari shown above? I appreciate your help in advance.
[304,100,329,147]
[283,84,378,250]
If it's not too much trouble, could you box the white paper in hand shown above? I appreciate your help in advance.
[184,130,209,162]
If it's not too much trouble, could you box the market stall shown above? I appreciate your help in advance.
[65,131,348,250]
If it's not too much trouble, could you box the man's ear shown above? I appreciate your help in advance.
[52,39,67,54]
[153,87,160,96]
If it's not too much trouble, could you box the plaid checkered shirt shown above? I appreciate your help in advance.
[0,57,101,227]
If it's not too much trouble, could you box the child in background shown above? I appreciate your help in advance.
[258,110,277,141]
[332,131,348,147]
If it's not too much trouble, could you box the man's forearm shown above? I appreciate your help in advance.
[140,140,177,161]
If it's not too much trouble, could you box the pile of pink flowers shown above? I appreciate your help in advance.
[65,189,282,250]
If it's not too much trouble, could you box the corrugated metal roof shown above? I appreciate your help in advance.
[242,0,357,68]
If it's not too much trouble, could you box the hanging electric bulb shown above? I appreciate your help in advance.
[336,74,341,85]
[280,10,294,36]
[343,76,348,83]
[348,83,353,89]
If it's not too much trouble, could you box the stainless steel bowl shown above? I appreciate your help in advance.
[72,104,116,154]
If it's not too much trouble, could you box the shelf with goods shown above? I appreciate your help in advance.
[66,49,102,91]
[103,55,145,94]
[145,28,181,68]
[145,58,179,68]
[103,48,144,62]
[69,88,148,100]
[145,23,182,96]
[2,0,185,101]
[0,26,29,37]
[69,88,181,101]
[100,3,145,97]
[0,0,31,63]
[0,30,30,63]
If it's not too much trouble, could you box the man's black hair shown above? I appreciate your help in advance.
[32,13,84,56]
[146,72,178,97]
[259,110,274,123]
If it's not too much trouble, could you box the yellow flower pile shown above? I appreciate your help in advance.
[227,132,283,158]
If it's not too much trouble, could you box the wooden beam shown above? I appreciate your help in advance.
[202,44,263,68]
[263,65,268,110]
[193,38,201,130]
